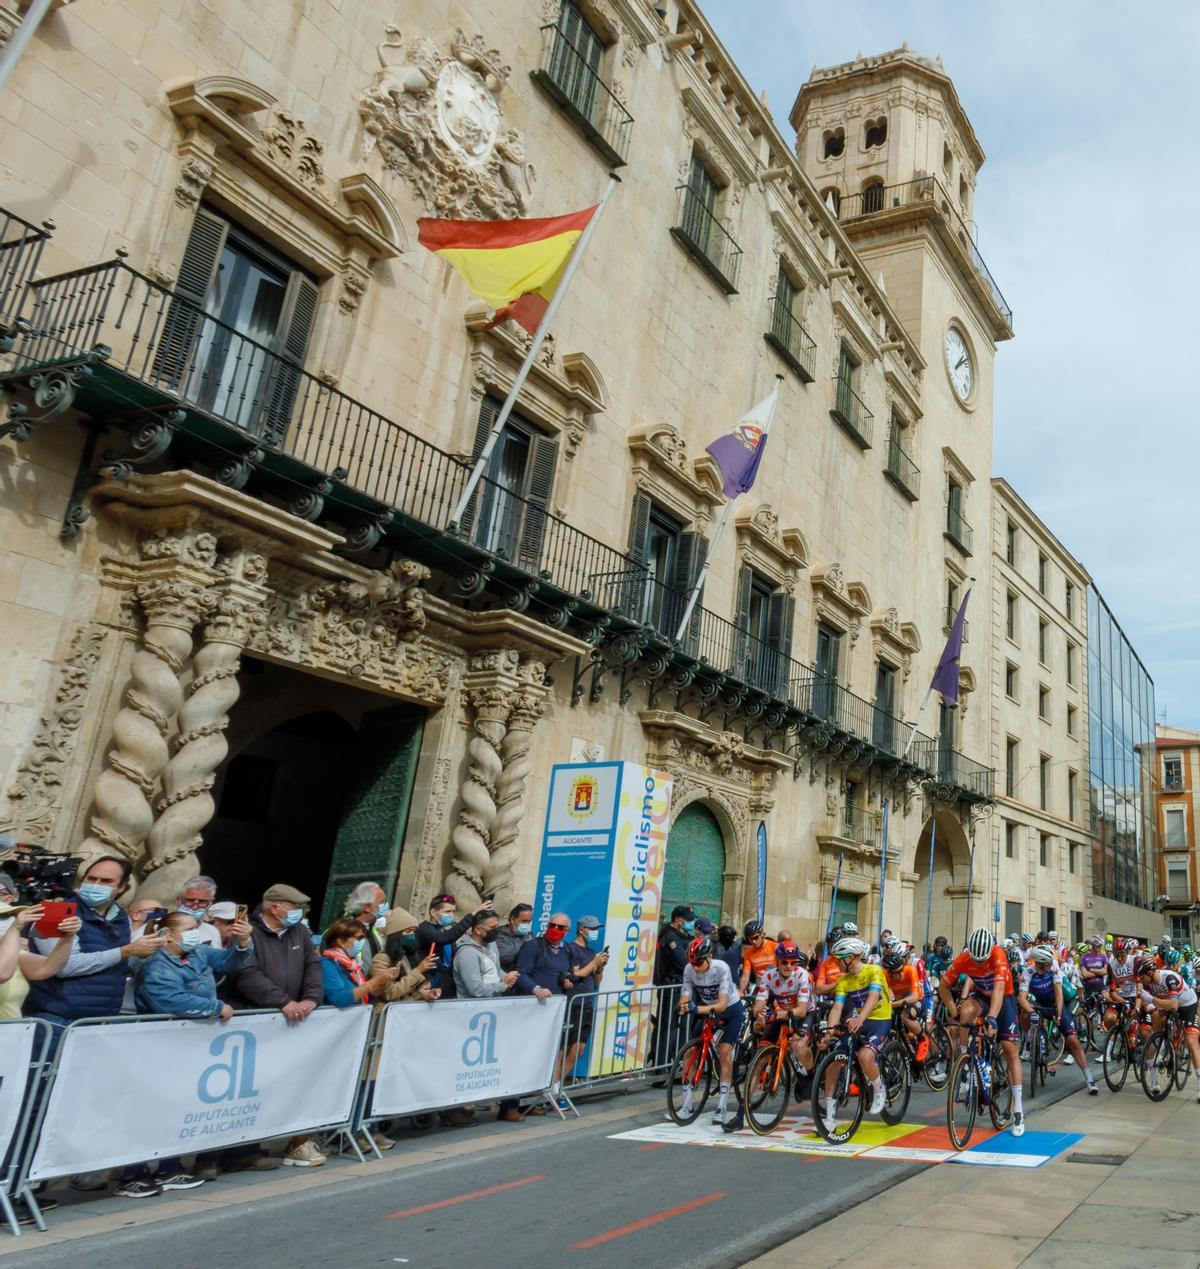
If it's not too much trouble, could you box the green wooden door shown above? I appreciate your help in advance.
[662,803,726,925]
[319,704,425,926]
[831,892,860,930]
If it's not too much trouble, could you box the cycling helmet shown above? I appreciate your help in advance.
[881,949,906,972]
[1165,948,1182,966]
[1019,932,1034,945]
[775,940,802,963]
[841,920,859,935]
[967,927,995,960]
[1075,942,1089,954]
[743,919,765,940]
[687,936,714,966]
[933,934,950,950]
[1046,929,1059,941]
[831,936,868,961]
[1030,945,1056,965]
[827,924,845,943]
[1132,955,1155,977]
[1007,931,1020,943]
[1089,935,1103,947]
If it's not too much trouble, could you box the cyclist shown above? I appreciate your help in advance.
[925,934,953,981]
[738,920,777,993]
[938,926,1026,1136]
[883,945,927,1060]
[754,940,815,1085]
[821,936,892,1126]
[1018,945,1098,1094]
[813,924,848,999]
[677,935,743,1124]
[1134,953,1200,1099]
[1079,935,1108,1006]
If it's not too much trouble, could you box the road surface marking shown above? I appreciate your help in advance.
[569,1192,727,1250]
[386,1174,546,1219]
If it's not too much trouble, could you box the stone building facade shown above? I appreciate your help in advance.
[0,0,1021,939]
[1149,724,1200,947]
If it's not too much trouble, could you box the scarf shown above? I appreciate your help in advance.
[322,946,367,998]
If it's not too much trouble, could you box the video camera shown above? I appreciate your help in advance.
[0,841,82,903]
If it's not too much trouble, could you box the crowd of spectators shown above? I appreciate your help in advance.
[0,858,607,1221]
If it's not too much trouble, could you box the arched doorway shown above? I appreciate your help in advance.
[910,809,971,951]
[662,802,726,925]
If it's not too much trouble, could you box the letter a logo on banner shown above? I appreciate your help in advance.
[461,1011,498,1067]
[198,1031,261,1104]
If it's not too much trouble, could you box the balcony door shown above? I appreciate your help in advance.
[873,661,897,753]
[625,494,707,646]
[683,156,718,256]
[813,622,841,721]
[937,701,956,781]
[550,0,603,122]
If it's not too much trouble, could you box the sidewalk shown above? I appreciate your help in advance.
[746,1082,1200,1268]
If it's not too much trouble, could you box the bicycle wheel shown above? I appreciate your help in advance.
[1102,1027,1129,1093]
[879,1037,912,1125]
[923,1025,953,1092]
[667,1038,713,1124]
[946,1050,978,1150]
[1075,1003,1095,1054]
[989,1045,1014,1129]
[1029,1020,1046,1096]
[744,1043,791,1136]
[1140,1031,1175,1102]
[1046,1017,1067,1065]
[1172,1022,1190,1092]
[811,1049,865,1145]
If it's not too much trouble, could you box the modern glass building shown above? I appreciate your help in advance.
[1087,586,1157,910]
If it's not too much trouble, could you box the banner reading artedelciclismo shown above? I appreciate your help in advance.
[27,1008,371,1182]
[533,761,671,1076]
[369,996,566,1117]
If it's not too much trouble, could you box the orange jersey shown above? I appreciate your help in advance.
[741,938,777,982]
[944,947,1014,999]
[886,964,919,1002]
[815,954,844,992]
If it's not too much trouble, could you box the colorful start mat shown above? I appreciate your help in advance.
[609,1114,1082,1169]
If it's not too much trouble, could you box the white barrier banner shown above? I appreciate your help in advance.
[28,1008,371,1181]
[371,996,566,1117]
[0,1021,37,1176]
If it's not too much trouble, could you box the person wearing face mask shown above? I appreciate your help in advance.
[372,906,441,1002]
[23,855,167,1036]
[341,881,389,973]
[455,911,519,998]
[414,893,493,1001]
[495,903,534,975]
[319,916,401,1007]
[560,916,610,1102]
[173,875,222,948]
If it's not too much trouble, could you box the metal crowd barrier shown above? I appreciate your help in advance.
[559,982,683,1098]
[0,1019,54,1237]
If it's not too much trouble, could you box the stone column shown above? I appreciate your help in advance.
[140,548,269,900]
[483,657,549,905]
[77,529,218,869]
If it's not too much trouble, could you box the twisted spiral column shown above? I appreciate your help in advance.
[140,550,268,900]
[78,533,218,870]
[444,686,510,910]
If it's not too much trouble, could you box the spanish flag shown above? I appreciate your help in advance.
[418,206,598,335]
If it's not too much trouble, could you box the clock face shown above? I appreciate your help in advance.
[945,327,974,403]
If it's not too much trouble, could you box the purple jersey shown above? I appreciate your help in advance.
[1079,951,1108,989]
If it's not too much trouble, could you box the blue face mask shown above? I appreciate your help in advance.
[179,929,204,951]
[438,913,455,927]
[515,921,532,936]
[399,932,418,950]
[281,908,304,927]
[177,906,209,921]
[585,928,601,945]
[351,938,367,957]
[79,883,114,907]
[681,920,696,934]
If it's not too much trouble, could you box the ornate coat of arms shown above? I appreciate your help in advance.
[359,26,534,219]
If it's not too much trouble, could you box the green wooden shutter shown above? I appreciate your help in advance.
[152,207,227,391]
[257,271,319,447]
[765,591,795,697]
[621,491,652,618]
[516,431,558,574]
[671,531,707,651]
[319,704,425,928]
[732,564,753,679]
[460,396,499,537]
[662,803,726,925]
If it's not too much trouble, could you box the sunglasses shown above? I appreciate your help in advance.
[547,922,570,931]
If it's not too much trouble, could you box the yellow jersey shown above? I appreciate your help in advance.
[833,963,892,1022]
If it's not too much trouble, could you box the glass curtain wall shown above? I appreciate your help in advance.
[1087,586,1157,907]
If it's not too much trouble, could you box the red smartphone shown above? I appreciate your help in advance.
[34,900,77,938]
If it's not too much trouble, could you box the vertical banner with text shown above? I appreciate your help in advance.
[534,762,672,1074]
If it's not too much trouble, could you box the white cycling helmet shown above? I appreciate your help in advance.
[1030,945,1055,965]
[841,921,859,936]
[831,936,868,960]
[967,927,995,960]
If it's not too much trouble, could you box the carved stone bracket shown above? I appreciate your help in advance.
[734,503,809,594]
[627,420,724,529]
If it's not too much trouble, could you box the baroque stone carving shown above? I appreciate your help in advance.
[360,24,533,218]
[259,109,326,191]
[0,627,106,843]
[173,157,213,209]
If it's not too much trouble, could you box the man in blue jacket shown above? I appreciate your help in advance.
[24,855,165,1035]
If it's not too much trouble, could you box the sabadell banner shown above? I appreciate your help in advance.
[533,761,672,1075]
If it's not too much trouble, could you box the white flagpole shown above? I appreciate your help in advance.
[448,172,621,530]
[672,376,783,644]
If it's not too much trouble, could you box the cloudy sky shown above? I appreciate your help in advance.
[703,1,1200,726]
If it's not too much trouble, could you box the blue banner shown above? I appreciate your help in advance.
[755,822,767,924]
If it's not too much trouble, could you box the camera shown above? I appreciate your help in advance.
[1,841,83,903]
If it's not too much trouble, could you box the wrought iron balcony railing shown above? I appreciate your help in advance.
[884,430,919,500]
[764,293,816,382]
[945,504,973,555]
[840,803,884,850]
[831,374,873,448]
[1164,775,1184,792]
[0,207,50,343]
[910,738,995,800]
[670,185,742,294]
[835,175,1012,330]
[531,23,633,167]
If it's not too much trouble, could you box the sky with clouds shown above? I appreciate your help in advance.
[702,0,1200,727]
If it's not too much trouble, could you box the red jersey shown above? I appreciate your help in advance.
[943,947,1014,1000]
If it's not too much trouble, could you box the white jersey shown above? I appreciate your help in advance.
[1146,968,1198,1009]
[681,957,736,1008]
[1108,954,1137,998]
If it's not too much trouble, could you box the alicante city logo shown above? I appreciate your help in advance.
[567,774,598,820]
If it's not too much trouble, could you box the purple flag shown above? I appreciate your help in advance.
[931,588,971,705]
[705,386,778,498]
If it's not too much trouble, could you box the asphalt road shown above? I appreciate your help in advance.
[16,1068,1089,1269]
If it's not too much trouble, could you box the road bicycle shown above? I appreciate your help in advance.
[945,1018,1014,1150]
[666,990,756,1125]
[742,1012,811,1135]
[810,1022,902,1145]
[1023,1004,1063,1098]
[1164,1012,1192,1092]
[884,1003,953,1094]
[1141,1011,1192,1101]
[1101,1001,1146,1093]
[1073,990,1109,1053]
